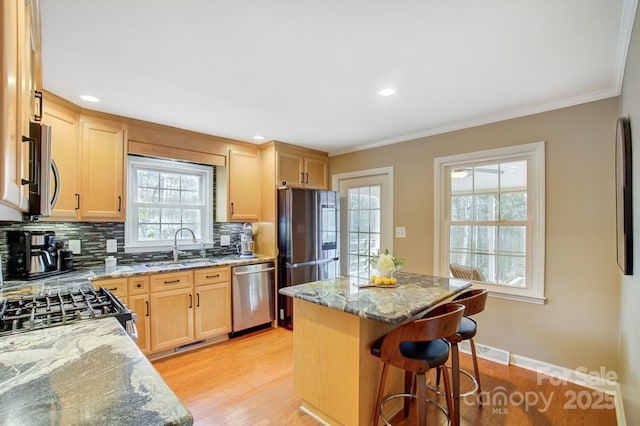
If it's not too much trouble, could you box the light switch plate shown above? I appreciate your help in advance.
[220,235,231,246]
[106,239,117,253]
[69,239,81,254]
[395,226,407,238]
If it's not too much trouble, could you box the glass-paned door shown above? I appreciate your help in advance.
[337,172,392,281]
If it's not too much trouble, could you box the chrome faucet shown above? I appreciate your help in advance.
[173,227,197,262]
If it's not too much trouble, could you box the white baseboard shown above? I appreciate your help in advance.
[468,341,626,426]
[459,340,510,365]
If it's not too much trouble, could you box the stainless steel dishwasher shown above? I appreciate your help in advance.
[231,262,275,333]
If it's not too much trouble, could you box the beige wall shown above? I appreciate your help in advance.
[619,2,640,424]
[330,97,621,374]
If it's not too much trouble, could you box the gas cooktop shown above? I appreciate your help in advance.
[0,287,133,336]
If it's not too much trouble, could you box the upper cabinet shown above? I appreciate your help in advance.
[79,116,126,221]
[227,149,261,221]
[0,0,41,215]
[42,97,126,222]
[42,100,79,220]
[275,142,328,190]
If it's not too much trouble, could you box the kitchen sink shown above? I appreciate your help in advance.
[142,260,214,268]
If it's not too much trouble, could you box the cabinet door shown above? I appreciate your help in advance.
[228,150,260,221]
[150,287,194,352]
[0,0,30,212]
[276,150,304,188]
[194,282,231,339]
[129,293,151,354]
[304,156,328,189]
[43,102,79,219]
[79,117,125,220]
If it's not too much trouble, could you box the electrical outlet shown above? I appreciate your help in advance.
[106,239,117,253]
[395,226,406,238]
[220,235,231,246]
[68,239,81,254]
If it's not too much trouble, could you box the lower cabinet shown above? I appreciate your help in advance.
[129,294,150,353]
[149,270,194,352]
[128,275,150,354]
[194,266,232,339]
[94,267,232,355]
[150,286,194,352]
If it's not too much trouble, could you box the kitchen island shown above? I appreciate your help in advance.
[279,272,471,426]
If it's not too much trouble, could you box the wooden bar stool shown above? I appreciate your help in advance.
[431,288,488,426]
[370,303,465,426]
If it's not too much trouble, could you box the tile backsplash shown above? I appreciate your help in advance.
[0,221,246,275]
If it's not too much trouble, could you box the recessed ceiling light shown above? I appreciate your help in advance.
[80,95,100,103]
[377,88,397,97]
[253,135,265,141]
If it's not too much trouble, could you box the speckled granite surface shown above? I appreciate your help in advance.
[0,318,192,425]
[0,255,274,425]
[0,254,275,297]
[279,271,472,324]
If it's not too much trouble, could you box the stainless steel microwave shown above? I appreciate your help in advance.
[23,122,59,219]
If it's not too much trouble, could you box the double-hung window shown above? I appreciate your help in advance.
[125,155,212,252]
[434,142,545,303]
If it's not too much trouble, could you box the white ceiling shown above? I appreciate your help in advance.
[40,0,637,156]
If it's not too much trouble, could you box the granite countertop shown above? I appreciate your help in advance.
[0,255,276,425]
[279,271,472,324]
[90,254,275,281]
[0,318,192,425]
[0,254,275,298]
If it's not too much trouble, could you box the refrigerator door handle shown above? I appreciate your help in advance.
[286,257,339,269]
[286,260,318,269]
[316,257,339,265]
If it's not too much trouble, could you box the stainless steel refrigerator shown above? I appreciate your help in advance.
[277,187,340,328]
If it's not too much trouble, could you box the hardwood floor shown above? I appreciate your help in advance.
[152,327,617,426]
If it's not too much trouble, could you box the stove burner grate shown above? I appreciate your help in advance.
[0,287,132,336]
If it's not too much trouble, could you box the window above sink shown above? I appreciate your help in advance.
[124,155,212,253]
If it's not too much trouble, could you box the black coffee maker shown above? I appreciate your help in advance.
[7,230,61,279]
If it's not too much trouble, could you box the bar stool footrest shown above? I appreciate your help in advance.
[427,366,479,398]
[379,392,451,426]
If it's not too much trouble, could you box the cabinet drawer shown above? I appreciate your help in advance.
[128,275,150,295]
[150,271,193,292]
[194,267,230,286]
[93,277,128,297]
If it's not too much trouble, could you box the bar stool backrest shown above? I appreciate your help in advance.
[452,288,488,317]
[380,303,465,373]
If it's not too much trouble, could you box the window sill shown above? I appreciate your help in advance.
[486,290,546,305]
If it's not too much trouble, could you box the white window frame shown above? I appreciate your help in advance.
[434,142,546,304]
[125,155,213,253]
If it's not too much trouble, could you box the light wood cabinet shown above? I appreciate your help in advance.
[276,146,328,190]
[128,275,150,353]
[150,286,194,352]
[0,0,40,215]
[194,266,231,339]
[95,277,127,298]
[228,149,260,221]
[79,116,125,220]
[129,293,150,354]
[41,98,126,222]
[93,268,232,355]
[42,101,79,220]
[149,270,194,352]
